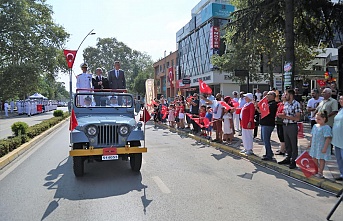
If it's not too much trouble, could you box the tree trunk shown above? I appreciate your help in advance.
[285,0,295,89]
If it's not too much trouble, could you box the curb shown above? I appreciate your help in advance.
[160,124,343,194]
[0,118,69,170]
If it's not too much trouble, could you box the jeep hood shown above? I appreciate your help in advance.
[76,115,136,125]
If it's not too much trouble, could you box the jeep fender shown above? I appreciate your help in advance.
[127,129,144,141]
[70,130,89,143]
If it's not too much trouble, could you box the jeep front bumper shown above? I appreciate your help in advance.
[69,146,147,157]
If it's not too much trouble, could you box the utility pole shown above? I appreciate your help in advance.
[284,0,295,90]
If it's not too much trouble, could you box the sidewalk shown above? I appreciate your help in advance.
[157,121,343,194]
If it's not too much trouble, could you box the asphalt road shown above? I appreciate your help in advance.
[0,121,342,221]
[0,107,68,140]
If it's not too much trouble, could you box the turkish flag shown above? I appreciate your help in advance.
[295,151,318,178]
[232,100,239,108]
[63,50,77,69]
[161,105,168,119]
[168,67,174,87]
[258,96,270,119]
[219,101,231,110]
[202,117,211,128]
[69,109,78,131]
[199,79,212,94]
[316,79,326,87]
[140,107,151,123]
[186,96,194,103]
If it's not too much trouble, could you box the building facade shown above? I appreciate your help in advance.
[153,51,178,99]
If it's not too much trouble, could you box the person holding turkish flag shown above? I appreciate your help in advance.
[257,92,277,160]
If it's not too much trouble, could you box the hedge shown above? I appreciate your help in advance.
[0,111,69,158]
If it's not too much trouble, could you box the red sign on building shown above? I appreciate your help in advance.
[210,26,220,49]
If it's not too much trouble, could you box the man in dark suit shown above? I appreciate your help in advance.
[92,67,109,106]
[108,61,126,89]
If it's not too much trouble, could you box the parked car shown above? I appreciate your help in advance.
[69,90,147,177]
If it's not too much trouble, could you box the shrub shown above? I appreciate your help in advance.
[11,122,29,136]
[53,110,64,117]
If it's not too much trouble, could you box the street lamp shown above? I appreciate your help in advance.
[68,29,96,112]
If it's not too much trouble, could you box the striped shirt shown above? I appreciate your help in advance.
[283,99,301,124]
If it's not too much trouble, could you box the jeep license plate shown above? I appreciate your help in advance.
[102,155,118,161]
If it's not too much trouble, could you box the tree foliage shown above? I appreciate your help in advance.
[83,37,154,93]
[212,0,341,87]
[0,0,69,101]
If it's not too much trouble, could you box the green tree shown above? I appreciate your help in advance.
[132,70,153,96]
[0,0,69,101]
[82,37,154,92]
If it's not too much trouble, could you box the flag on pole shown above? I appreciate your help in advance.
[63,50,77,69]
[69,109,78,131]
[258,96,270,119]
[161,105,168,119]
[140,108,151,123]
[219,101,232,110]
[199,79,212,94]
[295,151,318,178]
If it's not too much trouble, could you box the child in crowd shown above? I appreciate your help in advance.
[168,104,175,128]
[308,111,332,178]
[199,105,207,136]
[205,106,213,139]
[222,107,234,144]
[153,100,161,127]
[175,102,180,128]
[178,101,186,129]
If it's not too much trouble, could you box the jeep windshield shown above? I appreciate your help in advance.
[75,92,133,108]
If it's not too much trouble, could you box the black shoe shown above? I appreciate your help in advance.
[335,177,343,181]
[275,150,285,156]
[289,161,296,169]
[261,156,273,161]
[278,158,290,164]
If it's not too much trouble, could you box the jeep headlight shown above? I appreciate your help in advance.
[119,125,129,136]
[86,125,97,136]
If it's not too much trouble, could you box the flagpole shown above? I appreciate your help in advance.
[143,107,146,148]
[69,68,73,113]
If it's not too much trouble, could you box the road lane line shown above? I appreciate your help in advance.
[152,176,171,194]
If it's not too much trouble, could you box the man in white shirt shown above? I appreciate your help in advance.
[109,96,120,107]
[237,91,246,135]
[212,93,225,143]
[307,89,323,128]
[255,89,262,101]
[4,101,9,117]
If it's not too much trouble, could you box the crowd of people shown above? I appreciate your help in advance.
[150,87,343,180]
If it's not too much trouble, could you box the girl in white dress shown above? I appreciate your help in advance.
[168,104,175,128]
[222,108,234,144]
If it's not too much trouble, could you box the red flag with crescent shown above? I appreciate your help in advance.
[295,151,318,178]
[63,50,77,69]
[199,79,212,94]
[219,101,231,110]
[161,105,168,119]
[186,96,194,103]
[168,67,174,87]
[202,117,210,128]
[69,109,78,131]
[232,100,239,108]
[140,107,151,123]
[316,79,326,87]
[258,96,270,119]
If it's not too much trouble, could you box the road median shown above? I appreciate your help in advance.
[0,118,69,170]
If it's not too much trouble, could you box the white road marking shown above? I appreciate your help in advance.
[152,176,171,194]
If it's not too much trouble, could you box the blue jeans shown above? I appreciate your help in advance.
[335,146,343,177]
[261,125,275,158]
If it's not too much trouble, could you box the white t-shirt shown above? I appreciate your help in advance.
[255,92,262,101]
[212,100,223,119]
[307,97,323,120]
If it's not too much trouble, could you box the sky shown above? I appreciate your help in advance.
[46,0,201,91]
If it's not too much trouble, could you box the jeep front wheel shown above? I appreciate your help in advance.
[73,156,84,177]
[130,153,142,172]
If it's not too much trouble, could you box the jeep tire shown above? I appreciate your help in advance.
[130,153,142,172]
[73,156,84,177]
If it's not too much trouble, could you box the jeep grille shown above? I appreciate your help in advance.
[97,125,119,145]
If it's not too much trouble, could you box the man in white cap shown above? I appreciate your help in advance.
[109,96,120,107]
[83,96,93,107]
[76,63,93,106]
[240,93,255,155]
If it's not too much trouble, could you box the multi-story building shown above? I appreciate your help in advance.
[153,51,178,99]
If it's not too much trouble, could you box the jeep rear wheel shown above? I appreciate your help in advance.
[73,156,84,177]
[130,153,142,172]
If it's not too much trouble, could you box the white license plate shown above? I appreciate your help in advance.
[102,155,119,161]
